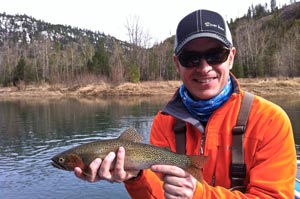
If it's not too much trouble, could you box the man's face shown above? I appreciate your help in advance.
[174,38,236,100]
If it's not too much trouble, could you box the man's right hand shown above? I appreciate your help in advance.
[74,146,140,183]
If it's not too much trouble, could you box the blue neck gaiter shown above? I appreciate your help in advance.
[179,77,233,122]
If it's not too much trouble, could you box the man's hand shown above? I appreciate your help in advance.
[74,147,140,183]
[151,165,198,199]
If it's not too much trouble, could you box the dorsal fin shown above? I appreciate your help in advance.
[118,127,143,142]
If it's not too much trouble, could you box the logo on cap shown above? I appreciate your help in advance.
[204,22,225,31]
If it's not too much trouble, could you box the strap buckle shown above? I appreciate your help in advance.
[232,125,245,135]
[230,163,246,187]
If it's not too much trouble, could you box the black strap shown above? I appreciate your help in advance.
[174,92,254,191]
[174,119,186,154]
[230,92,254,191]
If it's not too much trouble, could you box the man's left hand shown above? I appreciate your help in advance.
[151,165,198,199]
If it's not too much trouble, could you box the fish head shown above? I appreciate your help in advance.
[51,153,86,171]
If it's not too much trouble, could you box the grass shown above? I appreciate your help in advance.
[1,77,300,98]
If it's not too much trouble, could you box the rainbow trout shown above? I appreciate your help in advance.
[51,127,208,182]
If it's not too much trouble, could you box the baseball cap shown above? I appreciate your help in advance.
[174,9,233,55]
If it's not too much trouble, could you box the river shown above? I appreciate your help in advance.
[0,95,299,199]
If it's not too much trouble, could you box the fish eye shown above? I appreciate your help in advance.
[58,157,65,163]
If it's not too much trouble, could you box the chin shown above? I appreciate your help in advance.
[194,90,219,100]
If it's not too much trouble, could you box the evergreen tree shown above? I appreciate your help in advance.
[271,0,277,12]
[14,56,26,81]
[89,40,110,76]
[129,63,140,83]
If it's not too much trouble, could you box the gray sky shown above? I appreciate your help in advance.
[0,0,293,43]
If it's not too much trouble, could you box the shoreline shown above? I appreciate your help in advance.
[0,78,300,98]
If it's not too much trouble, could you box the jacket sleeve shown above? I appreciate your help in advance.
[242,102,296,199]
[124,169,165,199]
[195,99,297,199]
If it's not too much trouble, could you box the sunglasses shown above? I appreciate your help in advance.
[177,47,231,68]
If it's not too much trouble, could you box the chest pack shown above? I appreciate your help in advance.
[173,92,254,191]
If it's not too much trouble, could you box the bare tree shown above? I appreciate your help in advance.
[125,15,152,81]
[109,40,125,84]
[42,38,50,82]
[235,19,271,77]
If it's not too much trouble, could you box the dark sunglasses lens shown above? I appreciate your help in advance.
[178,48,230,67]
[178,53,201,67]
[206,49,230,65]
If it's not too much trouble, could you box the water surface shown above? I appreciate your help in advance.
[0,95,298,198]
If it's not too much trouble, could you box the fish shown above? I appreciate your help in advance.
[51,127,208,182]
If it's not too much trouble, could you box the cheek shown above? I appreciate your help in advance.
[179,69,191,82]
[66,154,86,170]
[176,66,187,79]
[218,69,230,88]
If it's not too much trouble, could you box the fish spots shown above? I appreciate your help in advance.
[51,127,209,182]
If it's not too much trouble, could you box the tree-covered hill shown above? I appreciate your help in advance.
[230,1,300,77]
[0,1,299,86]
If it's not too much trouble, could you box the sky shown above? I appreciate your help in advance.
[0,0,294,44]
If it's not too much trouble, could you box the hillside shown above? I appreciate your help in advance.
[230,1,300,78]
[0,13,128,48]
[0,2,300,88]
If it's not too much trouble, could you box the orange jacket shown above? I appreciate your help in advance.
[125,75,296,198]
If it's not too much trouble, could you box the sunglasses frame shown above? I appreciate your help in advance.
[177,47,231,68]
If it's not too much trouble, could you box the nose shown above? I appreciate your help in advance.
[195,59,212,73]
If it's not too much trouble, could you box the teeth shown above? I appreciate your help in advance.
[195,78,214,83]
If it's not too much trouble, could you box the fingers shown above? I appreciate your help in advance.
[98,151,116,181]
[98,146,139,182]
[163,181,182,199]
[74,158,102,182]
[74,167,84,179]
[88,158,102,182]
[152,165,189,179]
[75,147,140,183]
[113,146,127,182]
[151,165,197,199]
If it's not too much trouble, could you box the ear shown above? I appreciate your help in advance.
[228,47,236,70]
[173,54,181,73]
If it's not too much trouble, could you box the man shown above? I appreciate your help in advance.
[75,9,296,198]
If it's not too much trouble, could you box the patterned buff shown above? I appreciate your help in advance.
[179,77,233,122]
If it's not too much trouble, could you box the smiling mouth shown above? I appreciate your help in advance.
[193,77,216,83]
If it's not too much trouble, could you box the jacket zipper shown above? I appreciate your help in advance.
[200,132,205,154]
[211,145,219,186]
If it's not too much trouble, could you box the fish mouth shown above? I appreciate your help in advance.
[51,158,67,170]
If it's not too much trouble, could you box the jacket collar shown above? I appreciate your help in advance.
[162,73,240,132]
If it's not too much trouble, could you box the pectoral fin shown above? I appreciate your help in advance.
[186,155,208,182]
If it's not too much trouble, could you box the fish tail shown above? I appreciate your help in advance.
[186,155,208,182]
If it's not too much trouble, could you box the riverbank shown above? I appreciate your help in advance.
[0,78,300,98]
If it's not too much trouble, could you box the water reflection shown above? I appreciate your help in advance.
[267,95,300,151]
[0,96,168,199]
[0,95,298,199]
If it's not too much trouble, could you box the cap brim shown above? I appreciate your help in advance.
[175,33,231,55]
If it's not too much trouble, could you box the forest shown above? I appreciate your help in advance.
[0,1,299,86]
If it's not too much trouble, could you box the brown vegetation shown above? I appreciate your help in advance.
[0,78,299,98]
[238,77,300,96]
